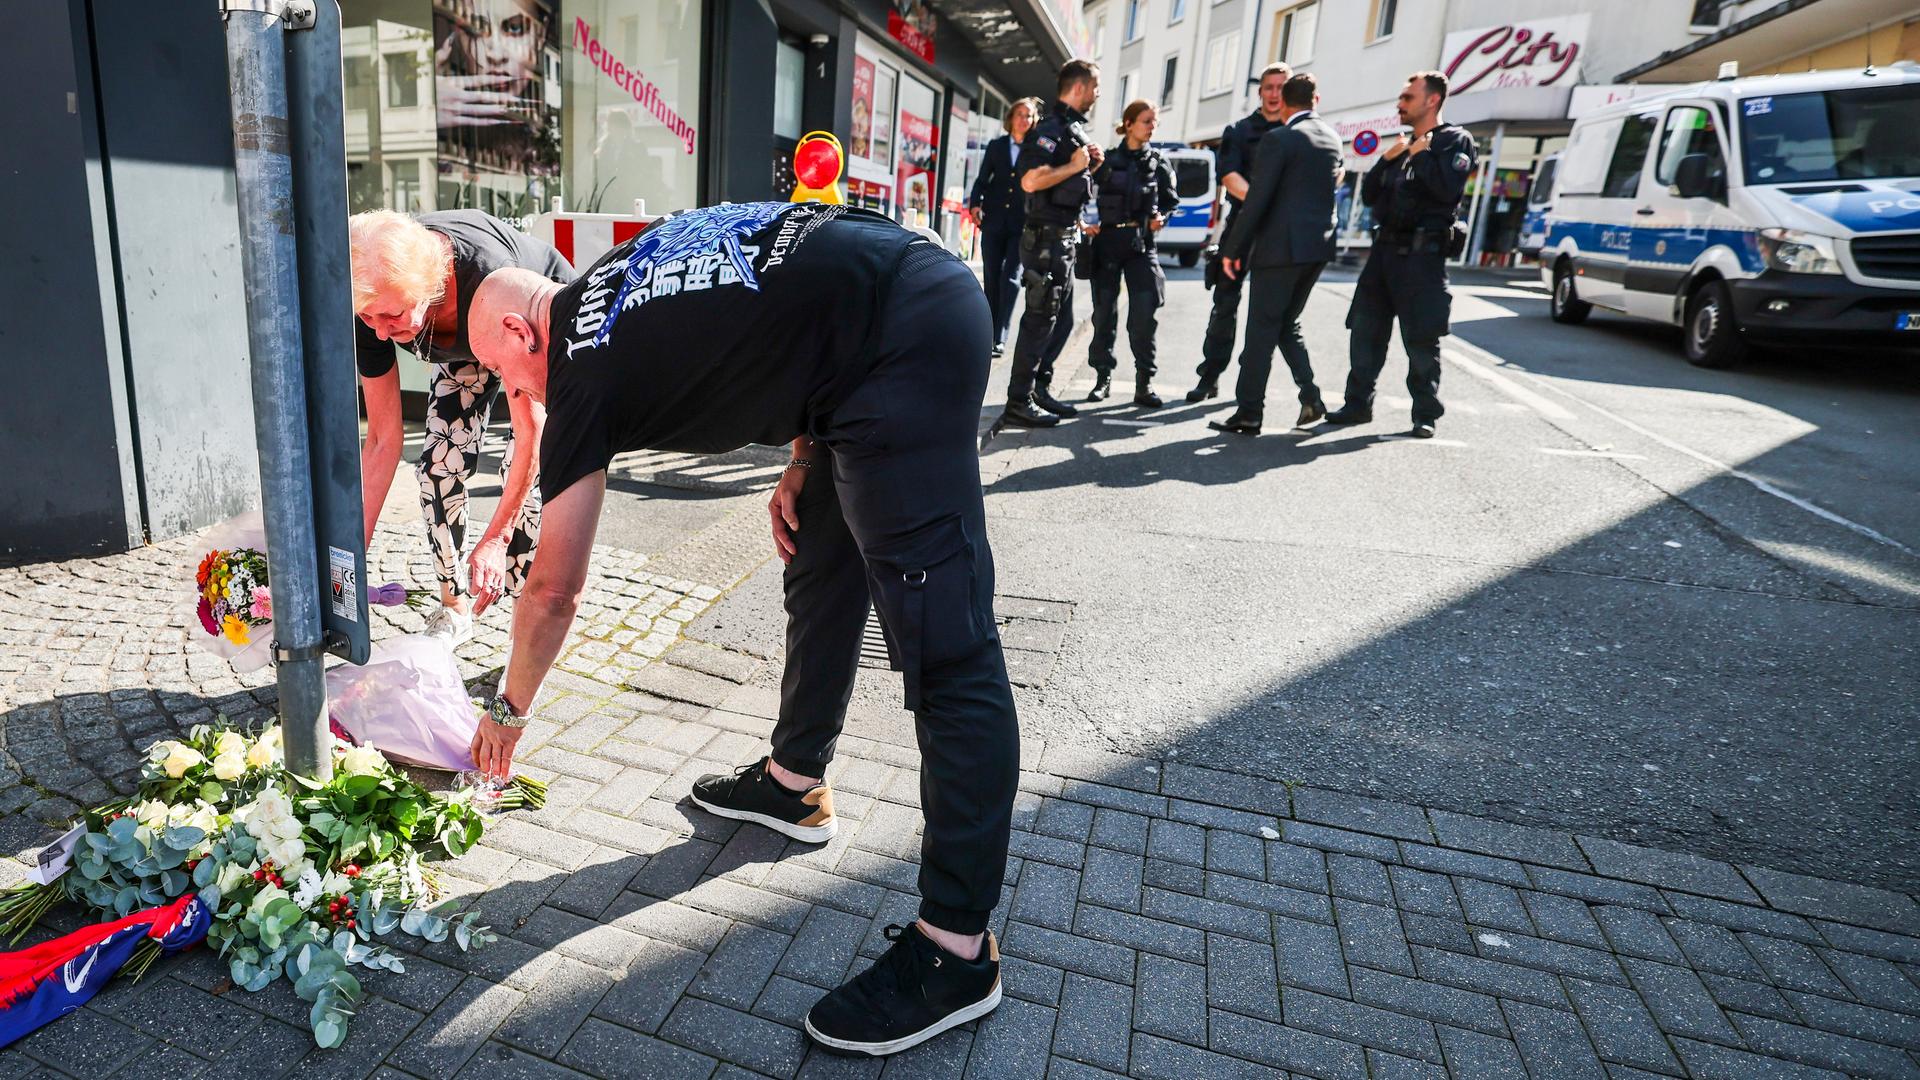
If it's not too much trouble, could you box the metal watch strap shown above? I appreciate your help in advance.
[486,693,529,729]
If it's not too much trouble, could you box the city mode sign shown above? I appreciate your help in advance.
[1441,15,1588,96]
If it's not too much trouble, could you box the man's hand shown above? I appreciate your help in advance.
[1080,222,1101,237]
[1382,133,1411,161]
[1067,145,1091,173]
[469,714,523,781]
[468,536,509,616]
[1085,144,1105,168]
[965,207,983,227]
[1150,214,1167,233]
[1222,257,1242,281]
[769,464,807,564]
[1408,131,1433,156]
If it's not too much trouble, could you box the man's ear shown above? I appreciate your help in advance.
[502,312,538,354]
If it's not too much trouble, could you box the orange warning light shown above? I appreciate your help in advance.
[791,131,845,204]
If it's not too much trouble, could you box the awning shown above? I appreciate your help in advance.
[926,0,1080,98]
[1444,84,1575,126]
[1616,0,1916,82]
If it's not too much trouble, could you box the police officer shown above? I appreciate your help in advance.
[1327,71,1477,438]
[1186,62,1291,403]
[1003,59,1103,429]
[1086,100,1178,407]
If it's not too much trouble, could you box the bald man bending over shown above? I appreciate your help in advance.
[461,202,1016,1057]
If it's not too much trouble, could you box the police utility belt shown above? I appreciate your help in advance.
[1375,222,1469,258]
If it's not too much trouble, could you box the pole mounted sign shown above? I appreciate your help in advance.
[1353,130,1380,156]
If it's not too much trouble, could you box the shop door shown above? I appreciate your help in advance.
[847,47,898,215]
[894,73,938,228]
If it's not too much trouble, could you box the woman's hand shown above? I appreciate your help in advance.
[469,715,523,781]
[769,465,807,564]
[468,535,509,616]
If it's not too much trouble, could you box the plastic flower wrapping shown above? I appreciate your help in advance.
[0,722,517,1048]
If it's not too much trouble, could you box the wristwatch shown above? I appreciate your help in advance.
[483,692,529,729]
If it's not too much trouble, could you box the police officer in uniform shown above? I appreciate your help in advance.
[1186,62,1291,403]
[1327,71,1476,438]
[1086,100,1178,407]
[1003,59,1103,429]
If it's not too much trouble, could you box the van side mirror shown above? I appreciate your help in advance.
[1673,153,1725,200]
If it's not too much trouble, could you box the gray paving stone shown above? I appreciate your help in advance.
[1143,858,1205,896]
[594,937,708,1034]
[1742,866,1920,937]
[1368,1048,1449,1080]
[629,837,725,898]
[1012,860,1083,932]
[1130,1032,1287,1080]
[1527,866,1671,914]
[1476,929,1627,985]
[1822,949,1920,1014]
[1275,914,1354,997]
[1816,922,1920,965]
[837,848,922,893]
[608,895,736,953]
[1265,841,1328,892]
[91,976,258,1055]
[1454,877,1535,934]
[1412,945,1569,1009]
[751,974,824,1028]
[1702,972,1798,1023]
[1206,870,1333,923]
[1671,1036,1850,1080]
[1089,808,1150,854]
[1047,1059,1128,1080]
[560,1017,719,1078]
[1293,787,1433,842]
[1593,905,1687,966]
[778,905,868,989]
[1389,866,1463,921]
[1349,965,1506,1037]
[1076,904,1208,963]
[1144,886,1271,942]
[1428,810,1588,872]
[678,875,813,933]
[1208,1009,1367,1079]
[546,846,646,920]
[1054,974,1133,1072]
[1285,987,1442,1062]
[1576,836,1761,904]
[1207,933,1283,1021]
[1281,820,1400,862]
[14,1008,152,1077]
[1003,921,1137,983]
[1730,1011,1920,1079]
[1003,955,1066,1006]
[762,863,888,918]
[1167,799,1282,837]
[1666,893,1818,944]
[1334,897,1415,977]
[1401,912,1478,955]
[1521,890,1609,949]
[1400,843,1531,889]
[660,997,809,1078]
[1501,998,1611,1080]
[1010,829,1088,869]
[1434,1026,1528,1080]
[878,1028,972,1079]
[1036,798,1096,843]
[451,1044,598,1080]
[964,997,1057,1080]
[692,922,792,1010]
[388,977,526,1079]
[1055,778,1167,817]
[1741,933,1852,998]
[514,904,652,972]
[1158,763,1290,817]
[1330,854,1394,905]
[1207,829,1268,880]
[495,957,615,1057]
[1666,918,1767,979]
[1784,991,1920,1052]
[1622,957,1741,1046]
[708,824,791,885]
[1081,847,1145,912]
[1563,977,1683,1074]
[1135,953,1209,1045]
[1146,819,1206,868]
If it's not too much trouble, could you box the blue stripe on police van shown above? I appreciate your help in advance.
[1787,186,1920,234]
[1547,220,1763,273]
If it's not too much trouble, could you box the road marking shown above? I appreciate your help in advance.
[1538,447,1646,460]
[1443,342,1577,421]
[1482,353,1919,558]
[1101,418,1165,428]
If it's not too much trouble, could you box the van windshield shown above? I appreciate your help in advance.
[1528,158,1558,206]
[1173,158,1212,199]
[1738,82,1920,185]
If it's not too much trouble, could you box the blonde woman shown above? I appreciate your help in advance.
[965,97,1042,356]
[350,209,574,642]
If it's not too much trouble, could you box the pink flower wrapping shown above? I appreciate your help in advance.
[250,587,272,621]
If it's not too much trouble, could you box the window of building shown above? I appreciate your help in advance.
[1202,31,1240,97]
[1369,0,1397,40]
[1272,2,1316,66]
[384,50,421,108]
[1119,71,1136,108]
[1169,0,1186,24]
[1160,55,1179,107]
[389,158,423,211]
[1124,0,1144,43]
[773,39,804,141]
[561,0,705,220]
[344,55,374,112]
[1093,13,1107,58]
[1654,106,1724,187]
[1601,113,1659,198]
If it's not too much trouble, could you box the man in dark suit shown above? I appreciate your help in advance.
[1209,73,1343,435]
[967,98,1039,357]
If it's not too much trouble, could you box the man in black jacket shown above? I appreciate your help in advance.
[1210,74,1343,435]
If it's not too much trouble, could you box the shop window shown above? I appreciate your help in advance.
[1160,56,1178,107]
[1272,2,1316,66]
[1654,106,1724,187]
[1600,113,1658,199]
[562,0,704,218]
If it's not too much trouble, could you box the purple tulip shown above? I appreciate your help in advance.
[369,582,409,606]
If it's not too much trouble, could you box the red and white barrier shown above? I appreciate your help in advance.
[523,198,660,270]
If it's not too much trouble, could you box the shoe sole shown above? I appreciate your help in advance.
[805,980,1003,1056]
[690,793,838,843]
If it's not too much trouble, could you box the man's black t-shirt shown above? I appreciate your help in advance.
[538,202,932,505]
[354,210,575,379]
[1217,110,1287,209]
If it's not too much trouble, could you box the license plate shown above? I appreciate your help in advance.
[1900,312,1920,331]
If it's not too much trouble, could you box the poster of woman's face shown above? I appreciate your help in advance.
[434,0,562,179]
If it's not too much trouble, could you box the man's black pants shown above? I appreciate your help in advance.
[979,219,1024,349]
[1232,261,1326,420]
[1344,245,1451,424]
[1196,260,1247,383]
[1007,222,1077,402]
[1088,237,1165,379]
[772,253,1018,936]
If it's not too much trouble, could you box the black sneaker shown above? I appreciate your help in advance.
[690,757,837,843]
[805,924,1002,1056]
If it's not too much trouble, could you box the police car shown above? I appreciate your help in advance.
[1519,152,1559,257]
[1540,62,1920,367]
[1152,143,1216,267]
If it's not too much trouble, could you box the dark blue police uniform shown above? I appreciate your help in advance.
[1006,101,1097,415]
[967,133,1027,350]
[1194,110,1286,392]
[1341,125,1477,426]
[1088,143,1177,393]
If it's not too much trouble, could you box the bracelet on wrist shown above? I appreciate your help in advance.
[786,459,815,470]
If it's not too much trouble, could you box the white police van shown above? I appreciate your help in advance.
[1153,143,1216,267]
[1541,63,1920,367]
[1519,152,1559,257]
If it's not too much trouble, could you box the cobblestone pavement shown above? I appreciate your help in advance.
[5,535,1920,1078]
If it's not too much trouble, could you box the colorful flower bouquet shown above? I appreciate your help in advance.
[0,721,520,1049]
[196,546,271,648]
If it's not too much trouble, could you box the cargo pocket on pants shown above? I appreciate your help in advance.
[866,519,991,712]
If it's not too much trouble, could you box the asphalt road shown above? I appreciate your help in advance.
[595,259,1920,894]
